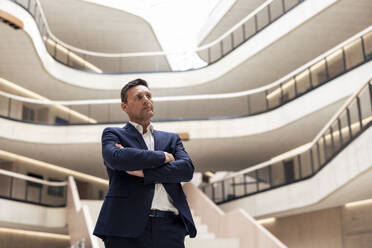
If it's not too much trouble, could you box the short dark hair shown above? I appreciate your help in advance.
[121,78,148,103]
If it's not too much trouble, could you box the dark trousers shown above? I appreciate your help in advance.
[104,215,186,248]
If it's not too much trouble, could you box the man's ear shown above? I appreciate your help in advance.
[121,102,127,113]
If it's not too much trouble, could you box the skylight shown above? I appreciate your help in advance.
[83,0,222,71]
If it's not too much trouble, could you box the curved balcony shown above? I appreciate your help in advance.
[1,28,371,123]
[200,78,372,207]
[9,0,307,73]
[2,0,371,94]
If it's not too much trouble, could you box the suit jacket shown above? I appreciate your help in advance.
[93,122,197,239]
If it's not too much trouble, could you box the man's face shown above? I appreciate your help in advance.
[121,85,154,122]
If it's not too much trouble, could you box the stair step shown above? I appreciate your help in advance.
[185,237,240,248]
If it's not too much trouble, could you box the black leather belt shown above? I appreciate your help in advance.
[149,209,178,218]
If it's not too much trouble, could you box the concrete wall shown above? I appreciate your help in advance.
[262,202,372,248]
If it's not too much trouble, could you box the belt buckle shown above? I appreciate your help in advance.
[149,210,156,217]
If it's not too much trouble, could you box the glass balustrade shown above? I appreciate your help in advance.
[11,0,307,73]
[0,30,370,124]
[201,79,372,204]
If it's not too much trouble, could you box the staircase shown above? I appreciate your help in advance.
[81,200,239,248]
[186,209,240,248]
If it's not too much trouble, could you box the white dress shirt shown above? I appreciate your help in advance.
[129,121,179,214]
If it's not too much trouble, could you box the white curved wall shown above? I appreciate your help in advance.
[0,61,370,143]
[0,0,337,89]
[0,199,66,228]
[220,127,372,218]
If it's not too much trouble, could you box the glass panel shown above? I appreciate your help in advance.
[295,70,311,95]
[197,49,209,63]
[363,32,372,60]
[270,0,284,21]
[249,91,267,114]
[233,174,246,198]
[348,100,362,137]
[310,60,327,87]
[344,39,364,69]
[300,151,313,178]
[55,44,69,65]
[213,182,224,203]
[224,179,235,201]
[257,167,271,191]
[16,0,29,8]
[203,184,214,201]
[271,162,285,187]
[311,146,320,173]
[358,85,372,128]
[267,85,282,109]
[323,129,333,160]
[245,172,258,195]
[244,18,257,39]
[338,109,352,144]
[331,121,342,153]
[221,36,233,56]
[317,139,326,168]
[12,178,26,201]
[326,49,344,78]
[284,0,298,11]
[0,175,12,197]
[282,79,296,103]
[9,99,23,120]
[209,43,222,63]
[233,27,244,48]
[0,95,9,117]
[256,7,270,31]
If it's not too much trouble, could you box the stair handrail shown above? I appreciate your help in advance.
[203,77,372,186]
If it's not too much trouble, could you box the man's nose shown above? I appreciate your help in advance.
[143,96,151,104]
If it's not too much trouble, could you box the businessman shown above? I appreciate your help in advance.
[93,79,196,248]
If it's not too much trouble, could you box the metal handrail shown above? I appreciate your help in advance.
[9,0,307,72]
[0,168,67,207]
[28,0,278,57]
[0,168,67,186]
[1,25,371,106]
[205,78,372,186]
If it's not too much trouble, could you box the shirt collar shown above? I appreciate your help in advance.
[129,121,154,135]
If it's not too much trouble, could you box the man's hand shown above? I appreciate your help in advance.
[115,143,124,149]
[126,170,144,178]
[115,144,144,177]
[164,152,175,163]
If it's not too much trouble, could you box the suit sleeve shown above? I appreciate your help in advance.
[143,135,194,184]
[101,128,165,171]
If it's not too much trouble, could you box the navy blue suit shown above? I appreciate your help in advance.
[93,123,197,242]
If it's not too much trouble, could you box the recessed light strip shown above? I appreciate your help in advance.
[345,198,372,208]
[0,149,108,186]
[43,37,102,73]
[0,227,70,240]
[257,217,276,225]
[0,77,97,123]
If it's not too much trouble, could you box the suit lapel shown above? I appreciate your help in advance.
[124,123,148,150]
[153,130,162,151]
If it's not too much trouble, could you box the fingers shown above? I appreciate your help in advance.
[164,152,175,163]
[115,143,124,149]
[126,170,144,178]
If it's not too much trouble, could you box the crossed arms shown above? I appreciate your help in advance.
[101,128,194,184]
